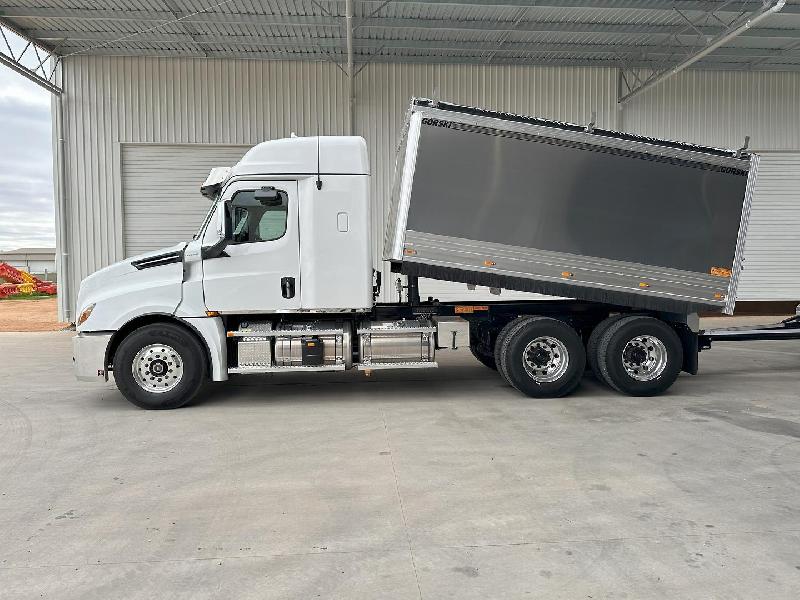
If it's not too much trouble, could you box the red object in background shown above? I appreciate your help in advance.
[0,262,58,297]
[0,283,18,298]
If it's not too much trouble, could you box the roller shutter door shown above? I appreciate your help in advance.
[737,153,800,301]
[122,144,249,257]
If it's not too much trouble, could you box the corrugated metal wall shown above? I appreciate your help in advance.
[58,56,800,318]
[621,70,800,151]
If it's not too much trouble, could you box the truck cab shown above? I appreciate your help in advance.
[74,135,392,408]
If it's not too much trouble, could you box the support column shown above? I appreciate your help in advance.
[53,81,71,322]
[345,0,355,135]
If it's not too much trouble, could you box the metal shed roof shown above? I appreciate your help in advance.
[1,0,799,72]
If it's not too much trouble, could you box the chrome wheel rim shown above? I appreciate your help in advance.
[132,344,184,393]
[522,336,569,383]
[622,336,668,381]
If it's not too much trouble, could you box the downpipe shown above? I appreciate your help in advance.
[54,91,72,322]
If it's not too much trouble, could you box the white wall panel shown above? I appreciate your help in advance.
[621,70,800,151]
[736,153,800,301]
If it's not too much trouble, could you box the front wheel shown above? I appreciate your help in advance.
[596,316,682,397]
[114,323,207,409]
[499,317,586,398]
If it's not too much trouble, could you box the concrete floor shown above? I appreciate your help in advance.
[1,329,800,599]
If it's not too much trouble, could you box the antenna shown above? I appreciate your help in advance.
[316,136,323,190]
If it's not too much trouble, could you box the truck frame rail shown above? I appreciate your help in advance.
[702,315,800,343]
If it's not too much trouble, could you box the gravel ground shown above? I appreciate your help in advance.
[0,297,69,332]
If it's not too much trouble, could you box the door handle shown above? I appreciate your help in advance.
[281,276,296,299]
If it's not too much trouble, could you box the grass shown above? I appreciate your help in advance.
[0,293,56,301]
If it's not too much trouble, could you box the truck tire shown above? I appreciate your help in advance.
[114,323,207,409]
[470,344,497,370]
[494,316,532,385]
[586,314,628,378]
[500,317,586,398]
[596,316,682,397]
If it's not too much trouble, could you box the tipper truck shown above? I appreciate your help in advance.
[74,99,760,409]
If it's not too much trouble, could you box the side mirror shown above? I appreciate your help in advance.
[254,186,282,206]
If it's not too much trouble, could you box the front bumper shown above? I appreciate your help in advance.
[73,332,113,382]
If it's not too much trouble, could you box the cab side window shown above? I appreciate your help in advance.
[229,188,288,244]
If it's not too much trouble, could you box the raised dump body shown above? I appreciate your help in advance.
[385,99,758,315]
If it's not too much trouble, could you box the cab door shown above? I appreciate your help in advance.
[202,180,300,313]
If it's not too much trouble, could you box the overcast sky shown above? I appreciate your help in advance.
[0,67,54,251]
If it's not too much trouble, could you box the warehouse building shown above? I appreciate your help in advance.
[0,247,56,280]
[1,1,799,321]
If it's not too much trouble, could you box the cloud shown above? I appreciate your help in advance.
[0,67,54,251]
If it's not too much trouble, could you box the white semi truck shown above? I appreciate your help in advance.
[74,99,761,409]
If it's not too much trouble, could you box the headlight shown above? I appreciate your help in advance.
[77,303,95,326]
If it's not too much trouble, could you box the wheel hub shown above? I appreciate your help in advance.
[132,344,184,393]
[522,336,569,383]
[529,347,552,367]
[621,336,668,381]
[149,359,168,376]
[624,345,648,366]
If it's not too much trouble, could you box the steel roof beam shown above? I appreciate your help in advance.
[4,7,797,42]
[0,7,348,23]
[358,17,800,39]
[36,31,800,59]
[42,45,798,69]
[0,17,61,94]
[3,5,800,25]
[619,0,788,103]
[28,26,799,45]
[328,0,800,13]
[162,0,208,58]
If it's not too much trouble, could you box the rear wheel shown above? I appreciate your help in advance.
[494,316,531,385]
[586,314,627,377]
[596,316,682,396]
[114,323,207,409]
[499,317,586,398]
[470,344,497,370]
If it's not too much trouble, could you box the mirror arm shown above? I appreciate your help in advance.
[202,237,229,260]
